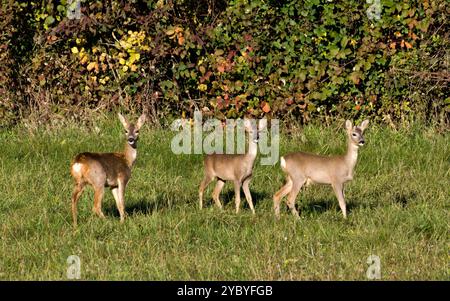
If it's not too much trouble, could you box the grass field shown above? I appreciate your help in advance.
[0,118,448,280]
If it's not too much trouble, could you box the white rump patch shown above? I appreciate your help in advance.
[72,163,83,174]
[280,156,286,169]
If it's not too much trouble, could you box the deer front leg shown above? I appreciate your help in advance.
[111,187,122,221]
[242,177,255,215]
[234,180,242,214]
[332,182,347,219]
[115,181,127,223]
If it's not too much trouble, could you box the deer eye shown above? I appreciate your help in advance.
[135,131,139,134]
[352,133,357,137]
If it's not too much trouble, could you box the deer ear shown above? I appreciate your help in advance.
[360,119,369,131]
[136,113,146,130]
[118,113,129,129]
[345,120,353,131]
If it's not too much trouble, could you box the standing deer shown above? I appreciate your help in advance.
[70,113,146,226]
[198,119,266,214]
[273,119,369,219]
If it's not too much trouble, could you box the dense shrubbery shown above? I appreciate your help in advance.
[0,0,448,127]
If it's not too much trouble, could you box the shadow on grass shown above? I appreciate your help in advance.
[280,196,381,216]
[391,192,415,208]
[103,192,191,217]
[220,189,269,209]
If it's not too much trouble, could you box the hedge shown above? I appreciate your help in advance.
[0,0,448,128]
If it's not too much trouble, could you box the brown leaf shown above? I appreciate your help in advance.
[349,71,361,85]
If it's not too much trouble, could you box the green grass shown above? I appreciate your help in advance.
[0,120,448,280]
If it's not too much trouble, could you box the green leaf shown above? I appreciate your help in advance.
[44,16,55,26]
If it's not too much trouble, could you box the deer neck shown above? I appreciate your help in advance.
[345,139,359,172]
[124,142,137,168]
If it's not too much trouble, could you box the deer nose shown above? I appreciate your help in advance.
[359,139,365,145]
[128,137,135,143]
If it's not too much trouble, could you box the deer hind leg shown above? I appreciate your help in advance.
[71,182,85,227]
[199,174,214,210]
[92,185,105,219]
[242,177,255,215]
[332,182,347,219]
[273,175,293,218]
[211,179,225,210]
[286,178,306,219]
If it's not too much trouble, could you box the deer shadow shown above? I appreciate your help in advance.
[204,188,269,211]
[391,191,415,208]
[103,192,184,217]
[289,196,375,216]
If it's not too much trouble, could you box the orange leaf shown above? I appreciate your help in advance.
[261,102,271,113]
[389,42,396,49]
[404,41,413,49]
[177,35,185,45]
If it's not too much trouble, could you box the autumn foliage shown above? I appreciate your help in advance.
[0,0,448,127]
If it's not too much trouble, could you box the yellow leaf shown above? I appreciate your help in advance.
[87,62,96,71]
[119,40,131,50]
[71,47,79,54]
[198,84,207,91]
[80,55,88,65]
[129,52,140,63]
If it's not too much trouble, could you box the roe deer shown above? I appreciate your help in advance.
[273,119,369,219]
[198,119,266,214]
[70,113,146,226]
